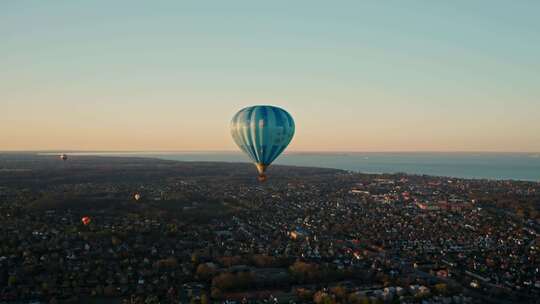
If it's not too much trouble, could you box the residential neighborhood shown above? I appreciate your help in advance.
[0,155,538,303]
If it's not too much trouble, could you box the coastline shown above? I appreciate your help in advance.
[20,151,540,183]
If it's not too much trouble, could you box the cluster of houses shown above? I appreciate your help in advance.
[0,169,538,303]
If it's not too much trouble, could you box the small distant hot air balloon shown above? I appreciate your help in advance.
[134,193,141,201]
[230,105,295,181]
[60,153,68,161]
[81,216,91,226]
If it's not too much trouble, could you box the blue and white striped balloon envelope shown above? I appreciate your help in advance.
[230,105,295,181]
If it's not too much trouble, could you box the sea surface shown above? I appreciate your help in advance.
[61,152,540,182]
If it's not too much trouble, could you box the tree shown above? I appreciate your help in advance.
[289,261,320,283]
[313,291,335,304]
[156,257,178,269]
[359,297,370,304]
[330,286,347,301]
[196,263,217,281]
[7,275,16,286]
[219,256,243,267]
[252,255,275,267]
[111,235,122,246]
[212,273,235,291]
[348,293,360,304]
[516,208,525,218]
[191,253,199,264]
[296,288,314,302]
[200,294,209,304]
[211,287,222,299]
[434,283,448,295]
[104,285,116,297]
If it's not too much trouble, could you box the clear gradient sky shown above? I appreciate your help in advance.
[2,1,539,152]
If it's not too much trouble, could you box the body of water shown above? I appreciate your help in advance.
[61,152,540,182]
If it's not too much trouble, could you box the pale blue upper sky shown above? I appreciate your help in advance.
[1,0,539,151]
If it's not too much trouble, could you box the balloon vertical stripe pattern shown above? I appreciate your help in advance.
[231,105,295,179]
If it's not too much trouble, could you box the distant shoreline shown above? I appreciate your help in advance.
[1,150,539,155]
[13,151,539,183]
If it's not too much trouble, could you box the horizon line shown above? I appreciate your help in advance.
[2,149,539,154]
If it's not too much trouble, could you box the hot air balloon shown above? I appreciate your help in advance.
[81,216,91,226]
[230,105,295,181]
[60,153,68,161]
[134,193,141,201]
